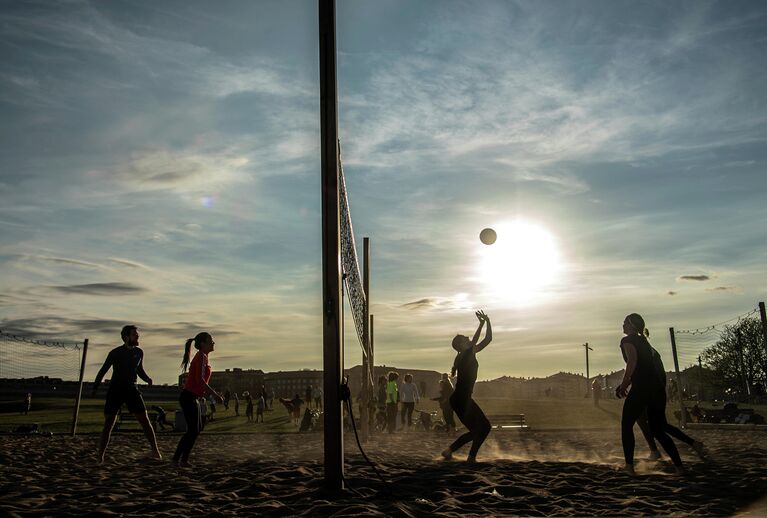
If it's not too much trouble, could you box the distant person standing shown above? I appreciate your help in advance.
[386,371,400,433]
[172,332,223,467]
[269,388,276,410]
[256,394,265,423]
[441,311,493,463]
[375,375,387,431]
[198,397,208,430]
[208,393,217,421]
[290,394,304,426]
[399,374,420,430]
[22,393,31,415]
[306,386,314,409]
[92,325,161,464]
[245,393,254,422]
[314,387,321,411]
[223,390,231,411]
[434,373,456,433]
[234,392,240,416]
[592,378,602,407]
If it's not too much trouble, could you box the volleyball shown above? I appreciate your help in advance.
[479,228,497,245]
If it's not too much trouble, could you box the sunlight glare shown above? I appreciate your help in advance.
[477,220,562,305]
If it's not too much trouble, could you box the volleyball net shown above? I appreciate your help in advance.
[0,329,89,434]
[671,303,767,424]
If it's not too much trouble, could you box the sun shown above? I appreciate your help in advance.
[476,220,562,305]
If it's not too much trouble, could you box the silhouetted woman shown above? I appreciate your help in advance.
[173,332,223,467]
[637,337,706,460]
[616,314,683,475]
[441,310,492,462]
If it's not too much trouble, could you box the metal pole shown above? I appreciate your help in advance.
[370,314,375,385]
[582,342,592,397]
[361,237,371,441]
[669,328,686,427]
[71,338,89,436]
[735,328,751,398]
[759,302,767,394]
[319,0,343,491]
[697,355,703,402]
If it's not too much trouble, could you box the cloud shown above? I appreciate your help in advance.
[15,254,104,270]
[46,283,147,296]
[106,149,251,194]
[706,286,739,292]
[107,258,151,270]
[678,275,710,281]
[399,294,475,312]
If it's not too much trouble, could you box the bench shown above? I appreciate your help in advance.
[114,411,158,431]
[490,414,528,430]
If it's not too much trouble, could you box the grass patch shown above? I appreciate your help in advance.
[2,396,764,434]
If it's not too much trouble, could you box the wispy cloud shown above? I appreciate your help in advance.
[46,283,147,296]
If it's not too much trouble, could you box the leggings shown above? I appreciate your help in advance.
[386,403,398,433]
[448,395,491,458]
[622,388,682,466]
[638,413,696,450]
[173,390,202,463]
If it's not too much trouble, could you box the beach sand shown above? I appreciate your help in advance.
[1,429,765,516]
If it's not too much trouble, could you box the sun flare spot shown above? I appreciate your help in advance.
[477,220,562,305]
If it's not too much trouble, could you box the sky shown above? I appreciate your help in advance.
[1,0,766,385]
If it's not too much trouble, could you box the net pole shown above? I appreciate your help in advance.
[360,236,370,441]
[319,0,344,492]
[71,338,89,436]
[669,327,687,427]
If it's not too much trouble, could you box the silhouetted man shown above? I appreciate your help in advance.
[92,325,161,463]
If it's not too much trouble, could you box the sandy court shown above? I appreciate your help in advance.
[1,429,765,516]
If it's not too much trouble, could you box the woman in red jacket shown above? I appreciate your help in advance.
[173,332,223,467]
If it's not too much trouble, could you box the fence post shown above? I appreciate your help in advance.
[71,338,89,436]
[669,328,687,427]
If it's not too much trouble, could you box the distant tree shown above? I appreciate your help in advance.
[701,318,766,397]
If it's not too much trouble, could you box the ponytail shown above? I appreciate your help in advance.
[181,332,212,372]
[181,338,194,372]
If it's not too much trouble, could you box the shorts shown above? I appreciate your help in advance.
[104,384,146,415]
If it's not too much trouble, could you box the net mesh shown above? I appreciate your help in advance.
[674,307,763,402]
[338,145,374,393]
[0,329,82,381]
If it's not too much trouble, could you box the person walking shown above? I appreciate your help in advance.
[441,311,493,463]
[399,374,420,430]
[616,313,684,475]
[233,392,240,416]
[172,332,223,467]
[637,340,706,460]
[92,325,161,464]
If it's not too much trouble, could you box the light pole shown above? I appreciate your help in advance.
[582,342,593,397]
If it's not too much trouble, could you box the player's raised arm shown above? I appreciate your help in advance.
[474,311,492,353]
